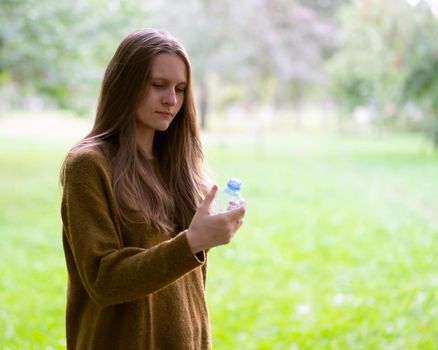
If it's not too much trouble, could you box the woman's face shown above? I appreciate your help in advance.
[135,53,187,134]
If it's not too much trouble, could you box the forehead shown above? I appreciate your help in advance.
[150,53,187,83]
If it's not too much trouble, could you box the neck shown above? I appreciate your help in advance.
[135,127,155,160]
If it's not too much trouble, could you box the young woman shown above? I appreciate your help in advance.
[60,28,246,349]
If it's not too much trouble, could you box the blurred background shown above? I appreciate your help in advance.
[1,0,438,349]
[1,0,438,139]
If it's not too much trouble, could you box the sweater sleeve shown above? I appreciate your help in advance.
[61,148,205,306]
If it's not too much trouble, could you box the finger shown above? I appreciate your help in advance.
[234,219,243,230]
[199,185,218,212]
[227,205,246,220]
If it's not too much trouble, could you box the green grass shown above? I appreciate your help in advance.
[1,131,438,349]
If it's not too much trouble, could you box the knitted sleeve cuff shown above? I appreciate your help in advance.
[177,230,206,263]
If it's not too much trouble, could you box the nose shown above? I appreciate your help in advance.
[162,89,177,106]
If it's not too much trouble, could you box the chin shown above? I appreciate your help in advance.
[155,123,172,132]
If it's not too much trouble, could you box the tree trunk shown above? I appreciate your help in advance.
[291,80,304,129]
[199,77,208,130]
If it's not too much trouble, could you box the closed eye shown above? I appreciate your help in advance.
[152,83,164,89]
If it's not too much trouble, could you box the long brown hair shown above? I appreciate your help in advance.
[62,28,207,233]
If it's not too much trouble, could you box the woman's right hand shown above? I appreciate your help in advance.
[185,185,247,254]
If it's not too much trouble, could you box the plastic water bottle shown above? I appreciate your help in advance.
[211,178,245,214]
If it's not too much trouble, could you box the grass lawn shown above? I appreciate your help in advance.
[0,129,437,349]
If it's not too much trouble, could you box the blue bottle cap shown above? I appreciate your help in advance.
[227,178,242,191]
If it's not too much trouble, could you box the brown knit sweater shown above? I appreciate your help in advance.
[61,146,211,349]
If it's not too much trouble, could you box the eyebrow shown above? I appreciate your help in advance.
[150,76,187,85]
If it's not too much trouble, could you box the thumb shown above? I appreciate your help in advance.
[199,185,218,213]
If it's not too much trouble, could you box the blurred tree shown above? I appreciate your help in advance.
[402,3,438,146]
[0,0,148,114]
[1,0,351,129]
[255,0,337,112]
[301,0,351,17]
[146,0,338,128]
[327,0,438,145]
[327,0,408,112]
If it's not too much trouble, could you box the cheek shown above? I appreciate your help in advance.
[135,101,147,118]
[177,96,185,110]
[179,95,186,107]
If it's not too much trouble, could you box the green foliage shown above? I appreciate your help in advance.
[0,0,343,115]
[327,0,438,142]
[1,130,437,349]
[402,9,438,145]
[0,0,149,113]
[328,1,405,109]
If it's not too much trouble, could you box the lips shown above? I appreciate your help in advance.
[156,111,173,118]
